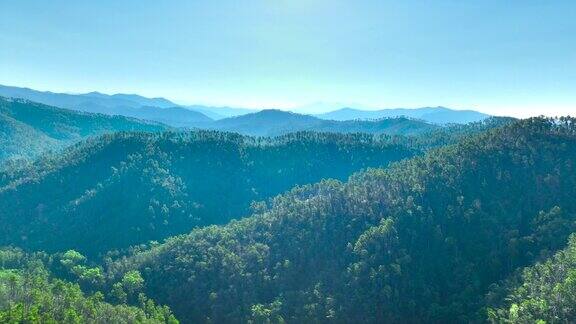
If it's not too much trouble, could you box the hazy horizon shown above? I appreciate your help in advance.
[1,1,575,117]
[0,82,497,117]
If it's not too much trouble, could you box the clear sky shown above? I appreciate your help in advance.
[0,0,574,117]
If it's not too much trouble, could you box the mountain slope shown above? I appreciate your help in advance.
[108,117,576,323]
[0,131,419,256]
[212,109,439,136]
[318,106,489,124]
[0,97,169,163]
[0,113,60,162]
[211,110,324,136]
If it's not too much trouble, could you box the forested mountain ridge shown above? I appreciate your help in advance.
[0,131,419,256]
[1,86,495,138]
[0,97,170,163]
[105,117,576,323]
[210,109,440,136]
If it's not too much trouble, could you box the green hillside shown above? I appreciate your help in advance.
[0,97,170,163]
[0,131,418,256]
[105,117,576,323]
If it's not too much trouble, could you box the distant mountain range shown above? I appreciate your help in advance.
[0,84,492,140]
[0,85,255,126]
[0,97,438,163]
[317,106,489,124]
[0,85,491,127]
[209,109,439,137]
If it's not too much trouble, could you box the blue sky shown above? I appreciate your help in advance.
[0,0,574,117]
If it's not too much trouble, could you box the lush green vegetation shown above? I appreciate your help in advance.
[103,117,576,323]
[0,247,178,323]
[4,100,575,324]
[0,130,419,256]
[0,115,511,258]
[0,97,169,163]
[487,233,576,323]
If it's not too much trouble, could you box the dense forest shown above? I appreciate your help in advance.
[0,131,416,256]
[101,117,576,323]
[1,0,571,321]
[1,101,575,323]
[0,247,178,323]
[0,112,511,258]
[487,233,576,322]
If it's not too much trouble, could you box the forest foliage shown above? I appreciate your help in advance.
[3,103,576,323]
[0,130,416,256]
[101,117,576,323]
[0,247,178,323]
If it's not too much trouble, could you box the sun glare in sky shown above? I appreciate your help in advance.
[0,0,574,117]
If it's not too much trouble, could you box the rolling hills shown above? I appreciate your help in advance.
[210,109,440,136]
[0,85,492,131]
[1,92,562,323]
[0,116,514,258]
[0,131,419,256]
[105,117,576,323]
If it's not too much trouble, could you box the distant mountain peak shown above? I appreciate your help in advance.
[318,106,489,124]
[83,91,108,98]
[257,109,300,116]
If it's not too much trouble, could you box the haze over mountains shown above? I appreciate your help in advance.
[0,84,490,128]
[208,110,439,137]
[2,0,574,321]
[0,84,253,126]
[0,97,488,164]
